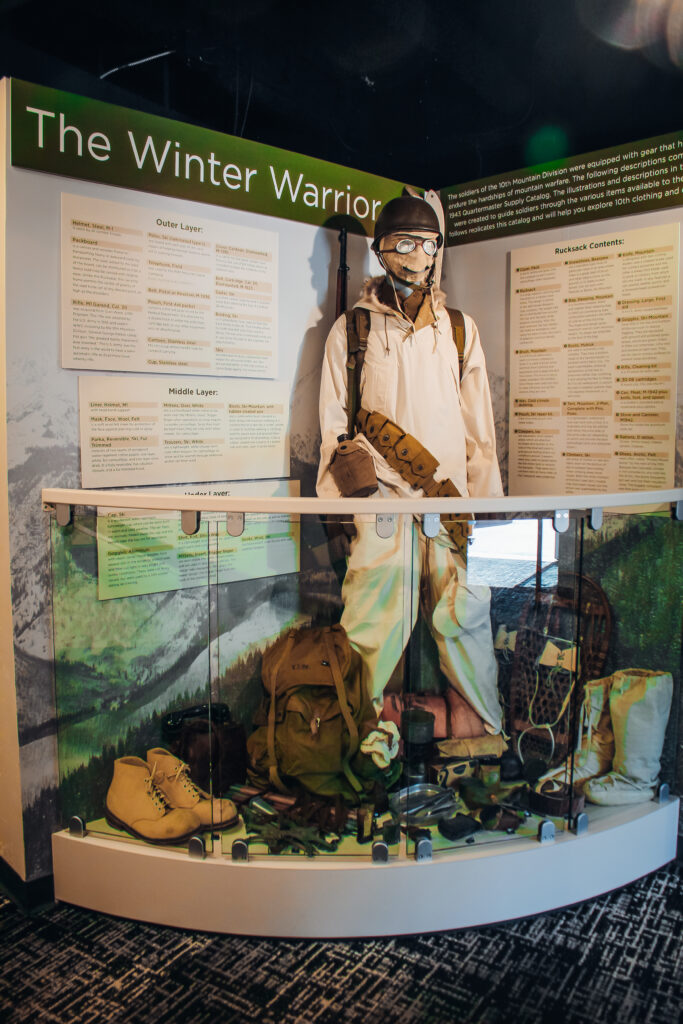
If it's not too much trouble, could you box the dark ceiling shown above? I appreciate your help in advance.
[2,0,683,188]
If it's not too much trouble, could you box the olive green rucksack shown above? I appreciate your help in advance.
[247,624,396,801]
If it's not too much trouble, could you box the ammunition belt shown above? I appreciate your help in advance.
[356,408,472,555]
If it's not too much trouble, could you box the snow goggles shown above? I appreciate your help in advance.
[382,236,440,256]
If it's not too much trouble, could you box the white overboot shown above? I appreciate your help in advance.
[585,669,673,805]
[537,674,615,792]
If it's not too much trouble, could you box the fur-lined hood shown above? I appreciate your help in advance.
[355,275,448,316]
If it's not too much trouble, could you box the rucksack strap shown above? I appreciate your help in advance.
[446,308,466,377]
[322,631,364,794]
[345,308,371,438]
[267,632,296,793]
[344,306,466,434]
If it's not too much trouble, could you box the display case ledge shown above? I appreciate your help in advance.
[52,797,679,938]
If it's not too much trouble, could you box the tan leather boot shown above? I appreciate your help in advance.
[105,756,201,844]
[147,748,238,830]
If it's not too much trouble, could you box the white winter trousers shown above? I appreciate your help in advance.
[340,516,503,733]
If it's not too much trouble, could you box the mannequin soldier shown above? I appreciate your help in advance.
[317,196,504,737]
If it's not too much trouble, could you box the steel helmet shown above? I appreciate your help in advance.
[372,196,443,251]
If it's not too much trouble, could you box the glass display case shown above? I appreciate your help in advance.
[45,490,682,936]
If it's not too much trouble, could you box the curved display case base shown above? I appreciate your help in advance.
[52,798,679,938]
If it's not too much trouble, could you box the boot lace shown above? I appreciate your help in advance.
[145,766,170,812]
[166,760,204,800]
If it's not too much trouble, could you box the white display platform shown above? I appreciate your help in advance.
[52,797,679,938]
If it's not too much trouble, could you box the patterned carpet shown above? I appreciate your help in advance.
[0,848,681,1024]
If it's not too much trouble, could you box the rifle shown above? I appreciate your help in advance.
[327,225,359,576]
[335,227,348,318]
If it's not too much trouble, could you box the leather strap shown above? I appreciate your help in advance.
[267,633,295,794]
[447,308,466,376]
[322,631,363,794]
[345,308,371,438]
[345,305,465,438]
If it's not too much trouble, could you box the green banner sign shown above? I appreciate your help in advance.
[441,130,683,246]
[10,79,411,235]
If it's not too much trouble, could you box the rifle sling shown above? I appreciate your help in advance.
[345,308,370,439]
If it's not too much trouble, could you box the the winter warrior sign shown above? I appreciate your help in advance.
[10,79,409,234]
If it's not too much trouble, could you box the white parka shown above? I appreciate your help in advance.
[317,276,503,499]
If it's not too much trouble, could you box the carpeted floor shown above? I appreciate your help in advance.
[0,850,681,1024]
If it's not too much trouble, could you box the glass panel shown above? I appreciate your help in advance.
[51,507,215,852]
[48,500,681,868]
[573,509,682,815]
[217,510,412,859]
[401,512,585,858]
